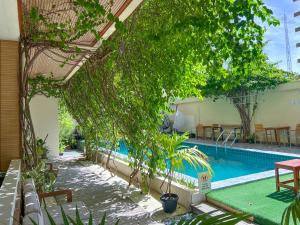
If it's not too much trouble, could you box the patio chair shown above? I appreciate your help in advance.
[212,124,222,141]
[296,124,300,145]
[277,127,291,147]
[291,124,300,146]
[196,124,204,139]
[254,124,266,144]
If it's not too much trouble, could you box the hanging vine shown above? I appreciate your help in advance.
[20,0,121,169]
[57,0,282,184]
[26,0,283,186]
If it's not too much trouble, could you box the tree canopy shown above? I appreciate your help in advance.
[26,0,284,181]
[54,0,280,179]
[197,57,295,139]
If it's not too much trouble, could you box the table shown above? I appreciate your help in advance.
[265,126,290,145]
[275,159,300,195]
[202,125,212,139]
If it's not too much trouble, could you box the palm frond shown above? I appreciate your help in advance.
[175,147,212,176]
[174,212,249,225]
[281,197,300,225]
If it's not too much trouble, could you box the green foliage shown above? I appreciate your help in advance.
[30,206,119,225]
[23,161,56,193]
[59,0,278,182]
[59,101,76,149]
[27,0,280,183]
[281,196,300,225]
[158,132,211,194]
[26,1,120,51]
[173,212,249,225]
[199,59,293,98]
[176,177,197,190]
[28,75,63,101]
[197,58,295,138]
[36,136,49,159]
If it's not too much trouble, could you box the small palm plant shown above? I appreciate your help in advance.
[174,212,249,225]
[158,132,212,213]
[30,206,119,225]
[281,196,300,225]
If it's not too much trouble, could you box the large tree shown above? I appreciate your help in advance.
[197,58,294,140]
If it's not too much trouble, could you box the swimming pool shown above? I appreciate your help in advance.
[118,141,299,182]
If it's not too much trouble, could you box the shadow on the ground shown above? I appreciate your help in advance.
[54,160,153,225]
[266,189,295,203]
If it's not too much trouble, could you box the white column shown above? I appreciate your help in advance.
[30,95,59,157]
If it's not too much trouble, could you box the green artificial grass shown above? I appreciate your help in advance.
[207,174,296,225]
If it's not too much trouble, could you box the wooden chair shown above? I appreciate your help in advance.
[254,124,266,144]
[212,124,222,141]
[196,124,204,139]
[291,124,300,146]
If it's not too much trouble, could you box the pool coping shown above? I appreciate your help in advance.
[186,139,300,158]
[185,140,299,189]
[109,141,300,191]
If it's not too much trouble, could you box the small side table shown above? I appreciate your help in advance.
[275,159,300,195]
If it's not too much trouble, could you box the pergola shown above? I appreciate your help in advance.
[0,0,143,172]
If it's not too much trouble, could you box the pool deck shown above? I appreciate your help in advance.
[187,138,300,156]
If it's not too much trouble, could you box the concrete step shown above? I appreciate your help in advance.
[191,202,257,225]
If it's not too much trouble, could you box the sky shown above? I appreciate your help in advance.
[263,0,300,73]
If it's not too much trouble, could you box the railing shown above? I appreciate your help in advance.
[215,130,226,148]
[215,129,238,150]
[230,135,238,147]
[222,129,234,146]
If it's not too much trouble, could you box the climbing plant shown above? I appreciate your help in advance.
[25,0,282,185]
[58,0,281,183]
[20,0,120,168]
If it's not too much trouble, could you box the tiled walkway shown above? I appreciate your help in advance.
[53,151,187,225]
[55,159,153,224]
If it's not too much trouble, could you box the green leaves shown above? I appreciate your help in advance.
[158,132,212,193]
[173,212,249,225]
[25,0,123,57]
[40,206,119,225]
[27,0,286,190]
[281,197,300,225]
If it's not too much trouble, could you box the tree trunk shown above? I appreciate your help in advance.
[232,98,251,141]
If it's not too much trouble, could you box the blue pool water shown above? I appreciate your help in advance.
[118,142,299,182]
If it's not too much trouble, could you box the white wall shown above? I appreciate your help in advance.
[174,80,300,140]
[30,95,59,157]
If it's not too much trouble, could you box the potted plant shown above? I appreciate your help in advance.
[158,132,211,213]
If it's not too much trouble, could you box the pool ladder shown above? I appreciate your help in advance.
[215,129,237,151]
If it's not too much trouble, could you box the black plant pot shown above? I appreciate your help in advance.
[59,152,64,156]
[160,193,179,213]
